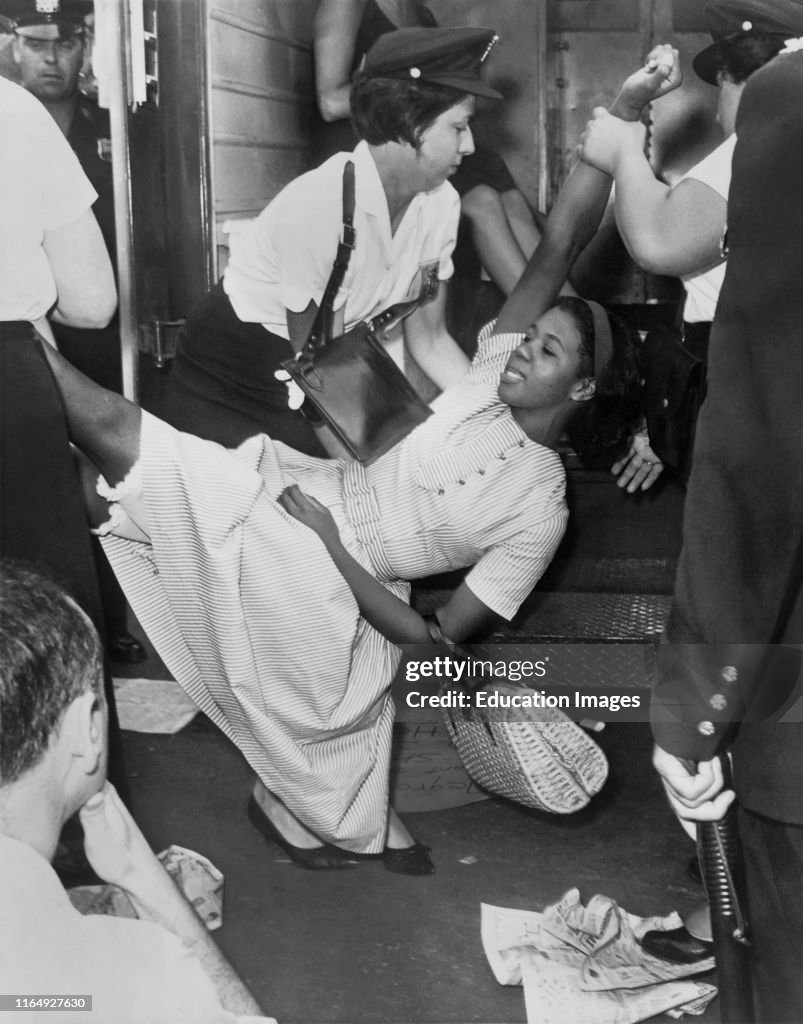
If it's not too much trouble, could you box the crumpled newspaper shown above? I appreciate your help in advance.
[68,845,223,931]
[481,888,716,1024]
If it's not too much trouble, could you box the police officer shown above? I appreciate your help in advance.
[3,0,145,663]
[650,2,803,1019]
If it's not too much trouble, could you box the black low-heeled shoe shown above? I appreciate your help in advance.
[246,797,359,871]
[639,925,714,966]
[382,842,436,876]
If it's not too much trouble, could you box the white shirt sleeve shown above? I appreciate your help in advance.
[679,134,736,202]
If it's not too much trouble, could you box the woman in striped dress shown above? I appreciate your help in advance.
[42,291,641,875]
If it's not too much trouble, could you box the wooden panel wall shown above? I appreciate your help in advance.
[207,0,318,275]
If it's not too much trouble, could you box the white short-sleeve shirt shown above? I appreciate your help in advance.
[0,78,97,323]
[0,834,274,1024]
[679,134,736,324]
[223,140,460,339]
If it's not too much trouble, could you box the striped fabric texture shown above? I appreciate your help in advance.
[102,326,567,851]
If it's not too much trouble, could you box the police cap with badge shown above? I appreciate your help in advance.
[1,0,91,37]
[693,0,803,82]
[361,25,503,100]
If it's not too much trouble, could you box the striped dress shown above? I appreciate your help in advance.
[101,326,568,852]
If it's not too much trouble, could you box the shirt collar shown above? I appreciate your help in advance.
[351,141,389,220]
[0,832,69,910]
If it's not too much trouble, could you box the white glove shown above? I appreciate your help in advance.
[273,367,307,411]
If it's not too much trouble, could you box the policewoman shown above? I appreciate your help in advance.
[163,27,502,455]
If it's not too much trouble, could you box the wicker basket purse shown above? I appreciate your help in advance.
[441,682,609,814]
[423,616,609,814]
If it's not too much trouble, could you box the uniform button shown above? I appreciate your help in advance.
[438,489,445,496]
[662,398,669,408]
[478,469,485,475]
[722,665,738,683]
[710,693,727,711]
[519,439,525,447]
[498,454,507,460]
[697,720,716,737]
[458,480,465,485]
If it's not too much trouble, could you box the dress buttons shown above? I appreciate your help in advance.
[710,693,727,711]
[722,665,738,683]
[519,440,525,447]
[458,480,465,485]
[437,489,445,496]
[697,720,716,737]
[498,454,506,461]
[478,469,485,475]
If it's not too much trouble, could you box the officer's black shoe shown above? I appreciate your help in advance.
[640,925,714,965]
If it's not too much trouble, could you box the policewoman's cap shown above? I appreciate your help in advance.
[693,0,803,82]
[362,26,503,100]
[1,0,91,37]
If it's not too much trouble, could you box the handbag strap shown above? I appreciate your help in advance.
[303,161,357,357]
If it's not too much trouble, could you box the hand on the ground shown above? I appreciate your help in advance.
[279,484,341,547]
[578,108,646,176]
[653,745,735,840]
[619,44,682,112]
[79,782,161,889]
[611,430,664,492]
[273,368,306,411]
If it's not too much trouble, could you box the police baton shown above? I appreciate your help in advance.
[695,754,754,1023]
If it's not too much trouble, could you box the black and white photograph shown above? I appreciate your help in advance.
[2,1,803,1021]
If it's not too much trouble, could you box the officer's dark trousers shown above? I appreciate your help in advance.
[0,323,128,798]
[740,807,803,1023]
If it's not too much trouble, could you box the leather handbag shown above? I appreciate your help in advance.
[280,161,433,464]
[639,324,707,482]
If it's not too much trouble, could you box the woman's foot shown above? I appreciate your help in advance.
[248,784,358,871]
[382,842,435,876]
[382,807,435,875]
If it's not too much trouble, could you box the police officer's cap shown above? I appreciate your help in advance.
[1,0,91,37]
[694,0,803,82]
[362,26,503,100]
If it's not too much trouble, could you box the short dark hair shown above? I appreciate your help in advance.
[713,31,787,84]
[0,561,102,784]
[350,73,468,148]
[557,297,643,468]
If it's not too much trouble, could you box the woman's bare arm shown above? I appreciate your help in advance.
[496,44,682,333]
[278,485,495,644]
[44,208,117,329]
[313,0,370,122]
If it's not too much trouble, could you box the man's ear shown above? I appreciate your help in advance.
[570,377,596,403]
[60,689,105,777]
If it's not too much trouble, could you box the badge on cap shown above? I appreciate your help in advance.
[36,0,60,12]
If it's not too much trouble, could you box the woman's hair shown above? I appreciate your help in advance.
[555,296,643,468]
[350,73,467,148]
[713,31,787,84]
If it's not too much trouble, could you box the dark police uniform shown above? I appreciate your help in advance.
[652,6,803,1015]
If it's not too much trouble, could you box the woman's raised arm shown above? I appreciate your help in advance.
[496,44,682,334]
[313,0,370,123]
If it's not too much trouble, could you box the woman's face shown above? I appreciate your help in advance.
[412,96,476,191]
[497,307,588,411]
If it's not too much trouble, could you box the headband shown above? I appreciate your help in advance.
[585,300,613,378]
